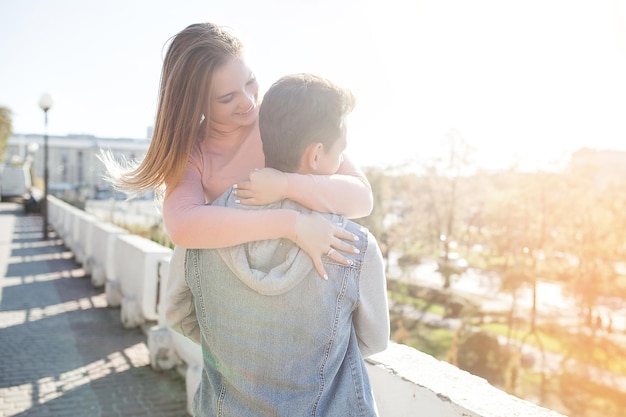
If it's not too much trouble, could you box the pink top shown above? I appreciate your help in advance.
[163,122,372,249]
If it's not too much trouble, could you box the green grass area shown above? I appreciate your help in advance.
[387,276,626,416]
[479,322,626,377]
[479,322,562,352]
[388,290,446,316]
[391,319,454,359]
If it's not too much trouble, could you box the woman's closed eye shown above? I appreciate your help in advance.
[218,94,234,104]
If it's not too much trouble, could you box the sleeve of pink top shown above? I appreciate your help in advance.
[163,156,298,249]
[284,153,373,219]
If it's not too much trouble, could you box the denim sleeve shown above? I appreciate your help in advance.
[354,232,390,357]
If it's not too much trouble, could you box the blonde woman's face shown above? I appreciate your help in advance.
[210,57,259,128]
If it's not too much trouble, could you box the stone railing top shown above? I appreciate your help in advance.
[367,342,566,417]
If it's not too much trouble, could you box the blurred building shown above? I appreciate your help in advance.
[5,133,151,199]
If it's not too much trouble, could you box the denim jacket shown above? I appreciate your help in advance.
[166,188,389,417]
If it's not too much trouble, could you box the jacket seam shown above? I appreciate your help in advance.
[311,266,351,416]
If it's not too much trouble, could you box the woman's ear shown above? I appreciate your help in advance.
[300,143,324,173]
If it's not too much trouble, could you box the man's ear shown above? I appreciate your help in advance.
[300,142,324,173]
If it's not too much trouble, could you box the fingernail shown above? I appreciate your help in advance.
[353,248,360,254]
[323,274,328,281]
[233,189,238,196]
[353,236,359,241]
[235,199,241,204]
[347,259,354,266]
[233,184,238,189]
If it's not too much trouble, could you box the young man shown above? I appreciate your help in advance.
[167,73,389,417]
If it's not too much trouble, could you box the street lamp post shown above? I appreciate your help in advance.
[39,93,53,239]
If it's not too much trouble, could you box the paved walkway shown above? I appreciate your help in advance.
[0,202,188,417]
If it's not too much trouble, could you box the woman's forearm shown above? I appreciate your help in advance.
[284,154,373,218]
[285,173,373,218]
[164,202,298,249]
[286,155,374,219]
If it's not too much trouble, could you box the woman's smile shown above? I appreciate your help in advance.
[237,104,256,116]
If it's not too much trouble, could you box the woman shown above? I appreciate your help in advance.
[105,22,373,278]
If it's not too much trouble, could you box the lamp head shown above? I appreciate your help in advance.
[39,93,53,111]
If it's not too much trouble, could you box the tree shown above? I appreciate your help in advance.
[358,166,394,261]
[359,166,431,272]
[0,106,12,162]
[423,128,476,288]
[457,331,506,385]
[558,162,623,333]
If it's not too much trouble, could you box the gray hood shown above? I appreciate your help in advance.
[213,188,342,296]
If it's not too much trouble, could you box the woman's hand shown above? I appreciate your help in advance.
[294,213,360,279]
[234,168,288,206]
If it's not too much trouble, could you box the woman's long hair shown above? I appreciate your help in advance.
[101,23,243,202]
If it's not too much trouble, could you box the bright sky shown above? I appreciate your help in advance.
[2,0,626,170]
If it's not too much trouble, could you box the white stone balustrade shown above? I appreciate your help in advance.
[88,220,128,288]
[112,233,172,328]
[46,195,566,417]
[71,210,97,264]
[60,202,81,246]
[47,197,70,240]
[47,197,63,229]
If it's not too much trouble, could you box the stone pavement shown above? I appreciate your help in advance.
[0,202,188,417]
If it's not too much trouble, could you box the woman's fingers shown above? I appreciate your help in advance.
[328,224,359,262]
[311,257,328,281]
[293,213,360,279]
[232,168,287,206]
[232,181,256,204]
[326,237,359,266]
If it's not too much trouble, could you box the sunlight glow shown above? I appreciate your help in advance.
[2,0,626,171]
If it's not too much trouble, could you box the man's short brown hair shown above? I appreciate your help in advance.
[259,73,356,173]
